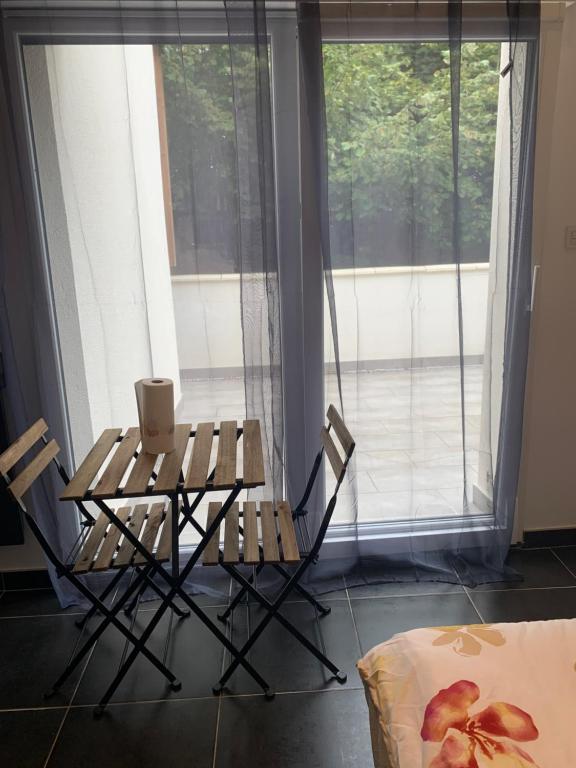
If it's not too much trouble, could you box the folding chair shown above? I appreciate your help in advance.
[201,404,355,695]
[0,419,185,713]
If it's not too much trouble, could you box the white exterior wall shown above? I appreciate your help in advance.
[25,45,180,462]
[172,264,489,373]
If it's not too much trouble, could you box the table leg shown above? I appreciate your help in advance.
[171,493,179,580]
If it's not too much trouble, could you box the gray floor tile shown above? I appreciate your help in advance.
[215,690,372,768]
[73,607,224,705]
[351,592,481,655]
[47,699,218,768]
[468,548,576,591]
[225,600,359,695]
[0,589,79,618]
[469,586,576,623]
[0,709,63,768]
[0,615,88,709]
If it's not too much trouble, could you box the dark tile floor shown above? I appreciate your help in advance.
[1,545,575,768]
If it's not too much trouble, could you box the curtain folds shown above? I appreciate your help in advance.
[298,0,540,589]
[0,0,540,603]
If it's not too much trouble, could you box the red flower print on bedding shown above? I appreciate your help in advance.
[421,680,539,767]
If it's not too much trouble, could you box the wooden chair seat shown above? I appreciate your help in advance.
[202,501,300,566]
[72,503,172,574]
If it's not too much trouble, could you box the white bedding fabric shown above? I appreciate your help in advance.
[357,619,576,768]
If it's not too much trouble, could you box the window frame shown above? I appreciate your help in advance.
[1,4,537,558]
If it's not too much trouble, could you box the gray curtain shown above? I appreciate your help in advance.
[297,0,540,589]
[0,0,540,606]
[0,5,79,605]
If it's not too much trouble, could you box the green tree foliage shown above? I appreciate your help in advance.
[323,42,501,262]
[160,41,501,271]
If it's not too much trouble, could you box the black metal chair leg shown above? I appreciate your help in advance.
[271,563,332,616]
[46,571,179,701]
[75,567,127,629]
[218,563,264,621]
[123,567,190,619]
[221,562,331,622]
[216,564,346,691]
[174,587,274,699]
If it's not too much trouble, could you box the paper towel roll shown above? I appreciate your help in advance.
[134,378,175,455]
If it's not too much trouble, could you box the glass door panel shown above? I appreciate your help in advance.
[322,41,504,525]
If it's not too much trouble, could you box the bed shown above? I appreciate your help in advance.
[357,619,576,768]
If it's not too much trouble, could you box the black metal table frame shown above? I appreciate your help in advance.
[62,425,274,715]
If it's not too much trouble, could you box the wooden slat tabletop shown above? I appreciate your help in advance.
[259,501,280,563]
[60,420,265,501]
[242,501,259,564]
[153,423,191,493]
[184,421,214,491]
[92,428,141,499]
[242,419,265,487]
[213,420,237,490]
[60,428,122,501]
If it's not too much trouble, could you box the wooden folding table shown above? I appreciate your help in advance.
[60,419,274,708]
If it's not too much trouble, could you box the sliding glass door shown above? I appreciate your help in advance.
[322,37,516,530]
[10,5,529,550]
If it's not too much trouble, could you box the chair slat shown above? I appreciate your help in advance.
[0,418,48,475]
[155,506,173,562]
[122,450,157,496]
[242,502,259,564]
[260,501,280,562]
[73,512,111,574]
[203,502,222,565]
[60,428,122,501]
[113,504,148,568]
[327,404,355,456]
[134,503,166,565]
[91,507,131,572]
[321,427,345,483]
[92,428,140,499]
[213,421,237,490]
[242,419,265,487]
[223,502,240,563]
[8,439,59,501]
[277,501,300,563]
[184,422,214,491]
[153,423,191,493]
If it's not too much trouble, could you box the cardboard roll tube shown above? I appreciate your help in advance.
[134,378,175,455]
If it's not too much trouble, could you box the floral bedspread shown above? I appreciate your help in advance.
[357,619,576,768]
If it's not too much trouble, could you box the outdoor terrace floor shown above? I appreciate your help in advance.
[177,364,484,535]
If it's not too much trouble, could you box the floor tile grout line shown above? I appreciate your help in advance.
[550,548,576,580]
[0,595,356,622]
[43,568,131,766]
[344,580,364,658]
[211,694,223,768]
[42,640,98,768]
[345,588,464,601]
[4,583,576,622]
[462,586,486,624]
[0,684,369,717]
[212,577,233,767]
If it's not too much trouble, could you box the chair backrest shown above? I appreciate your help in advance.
[321,404,355,491]
[0,418,61,508]
[305,405,355,559]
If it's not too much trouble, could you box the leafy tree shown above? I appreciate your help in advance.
[160,41,501,272]
[322,42,501,265]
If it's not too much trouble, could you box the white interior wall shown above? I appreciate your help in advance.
[1,44,183,572]
[28,44,180,460]
[518,4,576,533]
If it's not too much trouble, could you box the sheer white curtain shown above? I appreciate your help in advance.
[299,0,540,587]
[1,1,283,601]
